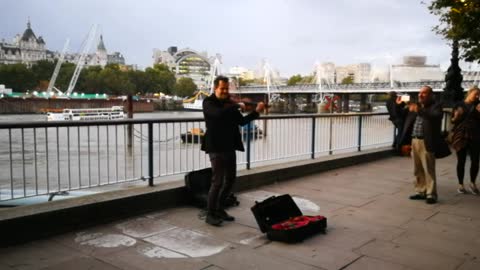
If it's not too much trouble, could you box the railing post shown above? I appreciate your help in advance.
[148,122,154,186]
[357,115,363,152]
[246,122,252,170]
[328,117,333,155]
[311,117,316,159]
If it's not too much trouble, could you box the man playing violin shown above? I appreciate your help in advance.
[201,75,265,226]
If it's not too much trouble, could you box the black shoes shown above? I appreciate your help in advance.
[205,212,222,226]
[205,209,235,226]
[409,193,426,200]
[426,197,437,204]
[409,193,437,204]
[216,209,235,221]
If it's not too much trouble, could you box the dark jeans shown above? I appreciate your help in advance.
[456,142,480,185]
[207,151,237,212]
[391,120,403,149]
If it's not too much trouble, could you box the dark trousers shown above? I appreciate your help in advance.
[456,142,480,185]
[207,151,237,212]
[392,120,404,149]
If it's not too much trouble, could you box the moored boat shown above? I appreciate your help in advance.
[46,106,126,121]
[180,125,263,144]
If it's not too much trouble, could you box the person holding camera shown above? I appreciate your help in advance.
[386,91,407,150]
[201,75,265,226]
[398,86,446,204]
[450,87,480,195]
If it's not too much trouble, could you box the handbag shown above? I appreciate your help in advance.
[435,139,451,159]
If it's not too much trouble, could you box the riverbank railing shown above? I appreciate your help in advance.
[0,113,395,202]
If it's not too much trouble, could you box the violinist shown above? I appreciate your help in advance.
[201,75,265,226]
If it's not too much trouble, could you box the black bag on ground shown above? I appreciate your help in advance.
[251,194,327,243]
[184,168,239,209]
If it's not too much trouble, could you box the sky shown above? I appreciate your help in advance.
[0,0,457,77]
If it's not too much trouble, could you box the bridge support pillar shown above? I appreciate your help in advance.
[359,94,369,112]
[341,93,350,113]
[288,94,296,113]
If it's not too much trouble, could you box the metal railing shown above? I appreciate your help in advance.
[0,113,394,202]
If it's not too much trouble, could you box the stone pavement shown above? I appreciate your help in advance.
[1,154,480,270]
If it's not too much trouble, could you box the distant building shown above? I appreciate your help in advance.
[317,62,371,84]
[153,46,219,89]
[228,66,255,80]
[63,35,125,67]
[391,56,443,82]
[0,19,48,65]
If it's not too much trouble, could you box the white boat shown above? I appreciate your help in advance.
[47,106,126,121]
[183,90,210,111]
[183,99,203,111]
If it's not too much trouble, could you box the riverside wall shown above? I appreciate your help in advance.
[0,98,154,114]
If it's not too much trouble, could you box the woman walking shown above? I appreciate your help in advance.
[451,87,480,194]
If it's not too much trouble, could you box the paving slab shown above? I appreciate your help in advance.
[343,256,414,270]
[256,240,360,270]
[0,239,83,270]
[98,242,211,270]
[38,256,120,270]
[356,240,463,270]
[203,245,321,270]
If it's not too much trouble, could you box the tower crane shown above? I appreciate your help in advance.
[47,38,70,95]
[65,24,97,96]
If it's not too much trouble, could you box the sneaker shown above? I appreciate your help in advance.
[205,212,223,226]
[426,197,437,204]
[216,209,235,221]
[409,193,426,200]
[457,187,467,194]
[469,183,479,195]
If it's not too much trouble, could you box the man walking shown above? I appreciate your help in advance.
[201,75,265,226]
[399,86,444,204]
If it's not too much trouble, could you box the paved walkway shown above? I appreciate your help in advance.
[1,154,480,270]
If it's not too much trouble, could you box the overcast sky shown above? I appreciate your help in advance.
[1,0,456,76]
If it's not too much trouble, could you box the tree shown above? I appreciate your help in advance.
[287,74,303,86]
[426,0,479,105]
[0,64,36,92]
[341,75,354,84]
[428,0,480,62]
[174,77,198,97]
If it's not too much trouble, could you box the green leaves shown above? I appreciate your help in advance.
[428,0,480,62]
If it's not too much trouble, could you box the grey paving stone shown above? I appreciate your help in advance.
[331,206,413,228]
[356,240,463,270]
[392,230,480,260]
[51,225,138,257]
[329,214,405,241]
[38,256,120,270]
[301,226,375,251]
[457,259,480,270]
[0,239,82,270]
[192,221,268,248]
[143,227,232,258]
[115,216,177,238]
[428,212,480,232]
[257,240,360,270]
[204,245,321,270]
[98,242,210,270]
[343,256,413,270]
[400,219,480,245]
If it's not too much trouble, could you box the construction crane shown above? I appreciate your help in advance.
[65,24,97,96]
[47,38,69,94]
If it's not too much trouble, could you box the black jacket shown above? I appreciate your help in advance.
[201,94,259,153]
[399,101,443,153]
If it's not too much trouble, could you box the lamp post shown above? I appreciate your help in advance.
[443,40,464,108]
